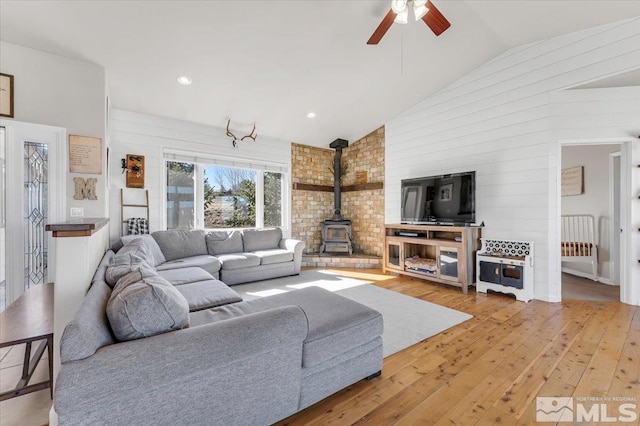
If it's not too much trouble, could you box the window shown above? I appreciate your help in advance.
[166,161,195,229]
[164,152,287,230]
[204,165,256,228]
[263,171,282,227]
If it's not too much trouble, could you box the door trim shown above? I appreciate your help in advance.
[609,151,621,286]
[0,120,66,305]
[558,138,633,305]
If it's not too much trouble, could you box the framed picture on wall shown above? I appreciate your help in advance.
[0,73,14,118]
[69,135,102,174]
[561,166,583,196]
[439,183,453,202]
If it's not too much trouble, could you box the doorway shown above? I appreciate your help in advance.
[0,127,5,311]
[559,143,624,302]
[0,120,65,309]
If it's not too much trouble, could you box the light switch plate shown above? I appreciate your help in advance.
[70,207,84,217]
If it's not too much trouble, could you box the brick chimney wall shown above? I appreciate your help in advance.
[291,126,385,256]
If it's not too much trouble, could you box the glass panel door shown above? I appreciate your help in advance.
[23,141,48,290]
[439,246,459,281]
[2,121,62,306]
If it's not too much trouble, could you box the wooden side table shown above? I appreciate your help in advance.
[0,283,54,401]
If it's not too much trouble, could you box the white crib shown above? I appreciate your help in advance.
[561,214,598,281]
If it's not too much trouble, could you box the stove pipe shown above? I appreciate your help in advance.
[329,138,349,221]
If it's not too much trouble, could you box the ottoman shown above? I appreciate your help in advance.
[190,286,384,409]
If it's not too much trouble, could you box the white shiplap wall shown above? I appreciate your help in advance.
[385,18,640,303]
[109,109,292,243]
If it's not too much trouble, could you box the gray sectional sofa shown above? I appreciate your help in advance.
[54,227,384,425]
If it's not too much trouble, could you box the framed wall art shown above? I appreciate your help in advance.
[0,73,14,118]
[561,166,583,196]
[69,135,102,174]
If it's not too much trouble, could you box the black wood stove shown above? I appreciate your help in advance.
[319,138,353,255]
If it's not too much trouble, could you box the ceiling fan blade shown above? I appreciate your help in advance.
[422,0,450,36]
[367,9,395,45]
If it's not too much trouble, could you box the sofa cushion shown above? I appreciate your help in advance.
[253,249,294,265]
[60,280,115,363]
[242,227,282,252]
[152,229,207,261]
[157,267,214,286]
[156,255,221,275]
[217,253,261,270]
[106,268,190,341]
[206,231,244,256]
[111,235,166,266]
[220,262,295,286]
[176,279,242,311]
[105,239,155,288]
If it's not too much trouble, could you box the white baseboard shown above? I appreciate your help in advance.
[533,291,562,303]
[49,405,58,426]
[561,267,617,286]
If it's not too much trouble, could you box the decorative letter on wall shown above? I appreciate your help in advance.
[73,177,98,200]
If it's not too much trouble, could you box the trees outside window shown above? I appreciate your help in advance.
[203,166,256,228]
[166,160,284,230]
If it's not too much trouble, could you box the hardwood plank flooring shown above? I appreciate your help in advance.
[277,269,639,426]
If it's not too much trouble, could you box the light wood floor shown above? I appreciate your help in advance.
[2,269,637,425]
[562,272,620,302]
[278,269,640,426]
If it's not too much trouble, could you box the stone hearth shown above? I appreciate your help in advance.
[302,253,382,269]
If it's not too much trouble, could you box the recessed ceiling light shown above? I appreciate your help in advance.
[177,75,192,85]
[306,112,316,119]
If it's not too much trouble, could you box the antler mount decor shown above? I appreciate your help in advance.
[226,118,257,148]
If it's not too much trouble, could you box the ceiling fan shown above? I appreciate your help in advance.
[367,0,450,45]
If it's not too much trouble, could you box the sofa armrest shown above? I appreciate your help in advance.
[280,238,305,274]
[55,306,308,424]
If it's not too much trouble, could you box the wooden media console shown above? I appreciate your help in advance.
[383,223,482,294]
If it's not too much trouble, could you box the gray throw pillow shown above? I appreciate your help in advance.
[106,268,190,341]
[242,227,283,252]
[105,254,151,288]
[206,231,243,255]
[112,235,166,266]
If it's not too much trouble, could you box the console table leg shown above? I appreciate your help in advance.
[21,342,32,380]
[47,336,54,399]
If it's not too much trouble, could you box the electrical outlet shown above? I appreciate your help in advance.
[70,207,84,217]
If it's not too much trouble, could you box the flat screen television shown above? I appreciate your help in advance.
[401,171,475,225]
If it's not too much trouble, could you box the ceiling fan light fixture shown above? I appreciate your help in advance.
[391,0,408,14]
[394,8,409,24]
[177,75,192,85]
[413,0,429,21]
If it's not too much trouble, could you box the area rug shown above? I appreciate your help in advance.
[233,270,473,357]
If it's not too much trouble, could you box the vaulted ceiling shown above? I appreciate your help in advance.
[1,1,639,147]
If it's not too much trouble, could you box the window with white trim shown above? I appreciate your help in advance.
[164,150,288,230]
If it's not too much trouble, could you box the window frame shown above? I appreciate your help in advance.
[162,152,289,232]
